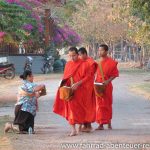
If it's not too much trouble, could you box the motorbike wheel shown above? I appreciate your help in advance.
[41,68,45,74]
[4,69,15,79]
[42,63,49,74]
[24,66,31,72]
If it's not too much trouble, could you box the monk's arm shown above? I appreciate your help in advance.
[71,80,82,90]
[103,76,116,85]
[72,63,97,90]
[103,63,119,85]
[80,67,95,84]
[84,63,97,82]
[71,69,93,90]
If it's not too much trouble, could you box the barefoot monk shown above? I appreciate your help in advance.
[78,47,97,132]
[95,44,119,130]
[53,47,91,136]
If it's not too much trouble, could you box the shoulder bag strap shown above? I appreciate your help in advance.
[97,61,105,82]
[70,77,74,86]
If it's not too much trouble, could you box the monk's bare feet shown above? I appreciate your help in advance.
[95,124,104,130]
[81,125,86,132]
[69,130,77,136]
[82,127,92,132]
[69,125,77,136]
[108,123,112,130]
[82,124,92,132]
[78,125,82,133]
[87,123,92,131]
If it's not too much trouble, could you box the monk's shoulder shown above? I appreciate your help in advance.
[66,60,72,64]
[80,60,89,69]
[66,59,83,68]
[65,60,73,66]
[87,57,97,66]
[108,57,118,65]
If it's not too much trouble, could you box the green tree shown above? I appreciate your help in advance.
[131,0,150,23]
[130,0,150,45]
[0,1,42,44]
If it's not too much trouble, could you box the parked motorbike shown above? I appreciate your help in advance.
[41,56,54,74]
[24,56,33,71]
[0,63,15,79]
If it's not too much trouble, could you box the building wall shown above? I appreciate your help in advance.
[7,55,44,74]
[0,57,7,63]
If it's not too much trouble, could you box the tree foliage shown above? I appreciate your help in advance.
[0,0,43,44]
[131,0,150,23]
[130,0,150,45]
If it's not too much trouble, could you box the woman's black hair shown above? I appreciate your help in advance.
[20,70,32,80]
[78,47,87,55]
[69,47,78,54]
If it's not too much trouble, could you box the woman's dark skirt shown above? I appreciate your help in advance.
[14,105,34,132]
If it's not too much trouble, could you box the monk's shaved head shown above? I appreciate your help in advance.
[68,47,79,62]
[78,47,87,55]
[98,44,109,58]
[69,47,78,54]
[99,44,109,51]
[78,47,88,60]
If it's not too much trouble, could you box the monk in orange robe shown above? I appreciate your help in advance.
[53,47,91,136]
[78,47,97,132]
[95,44,119,130]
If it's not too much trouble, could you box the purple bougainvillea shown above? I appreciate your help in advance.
[5,0,42,31]
[53,25,81,46]
[23,24,33,31]
[0,32,6,43]
[4,0,81,47]
[0,32,5,37]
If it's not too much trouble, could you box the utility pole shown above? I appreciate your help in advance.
[44,9,51,47]
[44,0,66,47]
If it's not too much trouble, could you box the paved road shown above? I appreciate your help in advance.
[2,72,150,150]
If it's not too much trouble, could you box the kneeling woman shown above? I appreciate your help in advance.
[5,70,45,134]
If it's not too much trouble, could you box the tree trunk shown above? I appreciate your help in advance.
[112,43,115,59]
[142,46,146,68]
[45,9,51,47]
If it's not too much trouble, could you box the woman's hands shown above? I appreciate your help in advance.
[34,84,45,92]
[20,84,46,98]
[18,89,35,97]
[35,92,40,98]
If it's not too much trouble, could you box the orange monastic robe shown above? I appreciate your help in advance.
[95,57,119,124]
[83,57,97,123]
[53,59,91,125]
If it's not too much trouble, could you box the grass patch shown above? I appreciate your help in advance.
[130,83,150,99]
[119,68,150,74]
[132,83,150,93]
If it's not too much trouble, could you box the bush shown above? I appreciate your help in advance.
[53,60,64,72]
[60,59,67,69]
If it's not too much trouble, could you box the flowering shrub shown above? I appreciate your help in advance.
[0,32,5,43]
[53,25,81,47]
[1,0,81,48]
[5,0,43,33]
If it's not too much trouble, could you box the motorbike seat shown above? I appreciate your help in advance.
[0,63,13,68]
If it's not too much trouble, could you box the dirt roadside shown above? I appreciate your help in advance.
[0,73,63,104]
